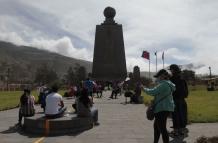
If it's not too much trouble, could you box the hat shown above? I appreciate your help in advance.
[169,64,181,72]
[154,69,169,78]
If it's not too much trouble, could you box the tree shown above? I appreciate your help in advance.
[64,66,75,85]
[74,64,87,85]
[64,64,87,85]
[181,69,195,83]
[35,64,58,85]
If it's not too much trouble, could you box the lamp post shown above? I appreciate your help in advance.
[6,68,10,91]
[209,66,212,79]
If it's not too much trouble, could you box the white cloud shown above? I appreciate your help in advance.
[0,31,26,46]
[30,37,92,61]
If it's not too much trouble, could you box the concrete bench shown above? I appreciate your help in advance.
[23,113,93,136]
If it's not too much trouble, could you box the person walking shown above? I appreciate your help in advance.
[169,64,189,137]
[142,69,175,143]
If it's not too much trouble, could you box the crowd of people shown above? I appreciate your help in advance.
[17,64,189,143]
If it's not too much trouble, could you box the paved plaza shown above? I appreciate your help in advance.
[0,90,218,143]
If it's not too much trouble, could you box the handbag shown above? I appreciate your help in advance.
[146,100,155,120]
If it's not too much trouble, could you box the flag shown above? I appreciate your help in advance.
[142,51,150,60]
[162,52,164,60]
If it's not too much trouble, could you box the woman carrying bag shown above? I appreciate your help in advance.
[142,69,175,143]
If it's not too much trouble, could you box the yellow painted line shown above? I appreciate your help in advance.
[33,137,45,143]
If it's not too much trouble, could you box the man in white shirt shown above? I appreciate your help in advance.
[45,84,66,118]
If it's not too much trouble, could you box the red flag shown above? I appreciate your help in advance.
[142,51,150,60]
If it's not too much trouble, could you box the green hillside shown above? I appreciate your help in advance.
[0,41,92,83]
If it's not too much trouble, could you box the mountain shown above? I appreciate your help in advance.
[0,41,92,83]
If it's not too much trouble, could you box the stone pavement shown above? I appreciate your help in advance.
[0,90,218,143]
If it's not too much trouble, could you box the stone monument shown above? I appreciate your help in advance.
[92,7,127,81]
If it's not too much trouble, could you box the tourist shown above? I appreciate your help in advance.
[110,81,120,99]
[72,82,84,113]
[39,87,50,112]
[169,64,189,137]
[45,84,66,118]
[84,78,94,102]
[130,82,141,104]
[142,69,175,143]
[18,88,35,126]
[77,88,99,125]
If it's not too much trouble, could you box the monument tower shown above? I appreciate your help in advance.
[92,7,127,81]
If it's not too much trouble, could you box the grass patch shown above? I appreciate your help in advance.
[142,86,218,123]
[187,89,218,123]
[0,90,66,111]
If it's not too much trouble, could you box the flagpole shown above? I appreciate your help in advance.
[149,59,151,80]
[162,52,165,69]
[141,50,150,79]
[155,52,157,72]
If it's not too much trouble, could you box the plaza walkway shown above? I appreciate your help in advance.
[0,90,218,143]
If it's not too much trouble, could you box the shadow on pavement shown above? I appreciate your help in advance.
[0,123,96,138]
[0,124,22,134]
[0,124,42,138]
[170,135,187,143]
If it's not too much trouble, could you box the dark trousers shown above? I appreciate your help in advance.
[172,99,187,129]
[18,109,23,123]
[45,107,67,119]
[110,90,118,99]
[154,111,169,143]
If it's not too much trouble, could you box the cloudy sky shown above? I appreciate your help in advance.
[0,0,218,75]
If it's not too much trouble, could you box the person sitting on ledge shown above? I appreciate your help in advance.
[77,88,99,125]
[45,84,66,119]
[18,88,35,126]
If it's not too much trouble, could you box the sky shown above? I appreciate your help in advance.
[0,0,218,75]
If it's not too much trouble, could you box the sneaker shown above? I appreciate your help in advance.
[169,130,180,138]
[15,122,22,126]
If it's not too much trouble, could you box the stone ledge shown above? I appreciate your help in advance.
[23,113,93,136]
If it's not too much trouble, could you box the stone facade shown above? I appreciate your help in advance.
[92,7,127,81]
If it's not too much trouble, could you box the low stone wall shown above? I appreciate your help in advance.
[24,113,93,136]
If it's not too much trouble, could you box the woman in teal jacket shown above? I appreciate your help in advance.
[142,69,175,143]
